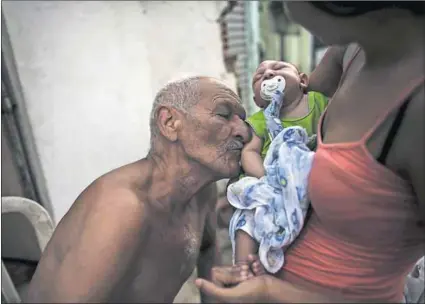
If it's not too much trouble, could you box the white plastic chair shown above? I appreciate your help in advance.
[1,196,55,303]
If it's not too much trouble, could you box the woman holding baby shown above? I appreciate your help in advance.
[198,2,425,302]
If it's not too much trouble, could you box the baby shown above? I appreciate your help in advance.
[229,60,329,278]
[243,60,328,178]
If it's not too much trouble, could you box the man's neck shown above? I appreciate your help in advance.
[145,147,213,215]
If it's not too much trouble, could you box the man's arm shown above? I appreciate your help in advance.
[23,183,147,303]
[308,45,347,98]
[241,133,265,178]
[197,183,221,303]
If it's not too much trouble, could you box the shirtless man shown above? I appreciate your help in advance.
[23,76,250,303]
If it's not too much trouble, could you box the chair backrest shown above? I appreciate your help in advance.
[1,197,55,303]
[2,196,55,260]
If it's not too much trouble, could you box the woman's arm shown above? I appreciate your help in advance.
[196,273,356,303]
[308,45,347,98]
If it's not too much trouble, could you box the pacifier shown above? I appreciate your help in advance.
[260,76,286,101]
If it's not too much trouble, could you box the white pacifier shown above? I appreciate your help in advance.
[260,76,286,101]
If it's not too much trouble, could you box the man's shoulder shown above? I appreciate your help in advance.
[77,166,149,220]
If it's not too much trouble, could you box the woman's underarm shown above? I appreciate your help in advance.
[308,45,347,98]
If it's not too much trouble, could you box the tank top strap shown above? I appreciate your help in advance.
[361,77,425,143]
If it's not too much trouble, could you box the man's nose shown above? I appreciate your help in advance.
[233,119,251,144]
[264,69,275,80]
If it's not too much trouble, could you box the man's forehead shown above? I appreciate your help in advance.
[200,78,241,102]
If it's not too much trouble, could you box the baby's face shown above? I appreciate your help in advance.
[252,61,305,108]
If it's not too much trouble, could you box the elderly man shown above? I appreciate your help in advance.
[23,76,249,303]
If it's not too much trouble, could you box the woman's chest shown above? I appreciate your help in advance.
[323,50,423,146]
[321,68,420,164]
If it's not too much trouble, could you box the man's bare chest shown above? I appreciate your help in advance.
[138,201,208,271]
[117,213,206,302]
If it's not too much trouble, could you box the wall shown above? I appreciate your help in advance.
[257,1,314,74]
[258,1,280,61]
[284,27,313,73]
[2,0,236,222]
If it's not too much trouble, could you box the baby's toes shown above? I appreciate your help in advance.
[248,254,267,276]
[252,261,266,276]
[239,264,251,281]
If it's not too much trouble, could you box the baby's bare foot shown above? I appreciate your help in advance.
[248,254,267,276]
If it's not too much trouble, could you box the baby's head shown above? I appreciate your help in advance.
[252,60,308,109]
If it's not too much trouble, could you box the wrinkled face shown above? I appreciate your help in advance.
[252,60,306,108]
[179,79,250,179]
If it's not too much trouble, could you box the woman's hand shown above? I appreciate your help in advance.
[196,264,349,304]
[195,266,271,303]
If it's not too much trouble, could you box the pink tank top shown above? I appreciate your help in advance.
[281,50,425,302]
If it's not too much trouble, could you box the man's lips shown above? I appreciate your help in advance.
[230,149,242,155]
[227,141,244,152]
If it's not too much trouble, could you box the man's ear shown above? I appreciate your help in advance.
[299,73,309,93]
[156,106,182,142]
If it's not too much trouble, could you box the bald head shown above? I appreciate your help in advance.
[149,76,238,145]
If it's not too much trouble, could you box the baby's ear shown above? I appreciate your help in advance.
[299,73,309,93]
[253,96,265,109]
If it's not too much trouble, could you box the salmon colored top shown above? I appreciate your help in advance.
[281,52,425,302]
